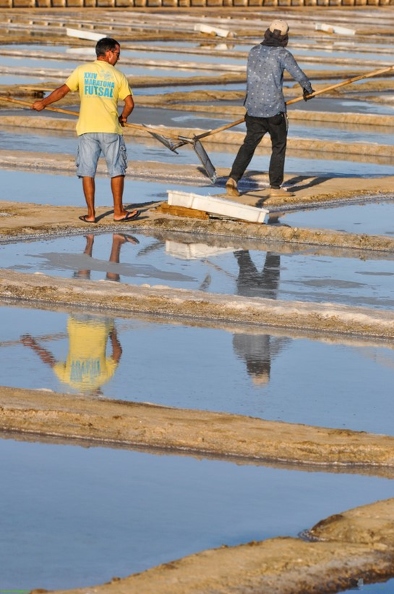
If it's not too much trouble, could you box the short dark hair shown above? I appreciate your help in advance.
[95,37,120,57]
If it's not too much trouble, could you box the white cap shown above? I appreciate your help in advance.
[269,19,289,36]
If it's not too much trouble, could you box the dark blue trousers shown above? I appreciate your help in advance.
[229,112,288,189]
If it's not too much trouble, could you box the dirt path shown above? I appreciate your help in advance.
[2,385,394,471]
[3,268,394,338]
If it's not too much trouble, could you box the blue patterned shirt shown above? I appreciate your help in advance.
[244,44,312,118]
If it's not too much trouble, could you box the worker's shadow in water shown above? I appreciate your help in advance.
[20,233,139,396]
[232,251,290,386]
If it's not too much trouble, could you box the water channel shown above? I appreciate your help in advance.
[1,26,394,594]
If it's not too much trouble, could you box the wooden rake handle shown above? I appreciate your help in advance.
[2,63,394,144]
[193,63,394,139]
[0,95,180,139]
[286,64,394,106]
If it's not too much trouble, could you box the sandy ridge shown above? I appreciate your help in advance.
[2,269,394,338]
[1,386,394,471]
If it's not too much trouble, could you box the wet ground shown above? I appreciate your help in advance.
[1,6,394,594]
[2,230,394,308]
[2,435,394,590]
[3,302,394,434]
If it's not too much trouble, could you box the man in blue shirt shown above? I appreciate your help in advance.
[226,20,314,199]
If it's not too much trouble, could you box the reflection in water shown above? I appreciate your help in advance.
[21,317,121,394]
[73,232,139,282]
[28,232,195,283]
[233,251,290,386]
[20,234,139,394]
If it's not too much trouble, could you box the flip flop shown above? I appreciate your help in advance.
[114,210,141,223]
[119,234,140,245]
[79,215,96,224]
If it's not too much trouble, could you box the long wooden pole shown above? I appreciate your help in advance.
[286,64,394,106]
[195,64,394,140]
[2,63,394,144]
[0,95,181,140]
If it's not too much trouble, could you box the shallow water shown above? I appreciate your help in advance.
[0,74,61,84]
[1,436,393,590]
[9,39,392,53]
[343,581,394,593]
[1,150,394,208]
[0,56,82,70]
[0,122,223,163]
[0,42,376,72]
[0,169,221,205]
[293,48,394,62]
[3,103,394,149]
[289,119,394,145]
[2,305,394,435]
[2,230,394,307]
[7,41,394,58]
[0,47,247,67]
[3,43,391,70]
[2,32,394,594]
[3,102,394,178]
[279,200,394,235]
[0,63,225,80]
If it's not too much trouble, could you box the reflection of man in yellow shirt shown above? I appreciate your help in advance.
[21,233,138,394]
[21,316,122,394]
[53,316,119,392]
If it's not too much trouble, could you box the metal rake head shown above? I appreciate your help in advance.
[178,136,217,183]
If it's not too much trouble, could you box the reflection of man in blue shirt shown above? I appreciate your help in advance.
[233,251,289,385]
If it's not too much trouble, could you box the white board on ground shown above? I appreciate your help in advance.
[167,190,268,224]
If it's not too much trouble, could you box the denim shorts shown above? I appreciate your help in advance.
[76,133,127,178]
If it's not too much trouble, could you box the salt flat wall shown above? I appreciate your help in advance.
[1,0,392,7]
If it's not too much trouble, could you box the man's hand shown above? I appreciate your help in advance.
[303,88,315,101]
[31,84,70,111]
[118,115,127,126]
[32,100,46,111]
[21,334,36,346]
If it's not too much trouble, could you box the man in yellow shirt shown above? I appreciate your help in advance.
[32,37,139,224]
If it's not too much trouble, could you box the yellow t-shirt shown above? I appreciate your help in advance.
[65,60,132,136]
[53,316,118,392]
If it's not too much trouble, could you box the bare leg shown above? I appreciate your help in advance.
[106,233,124,281]
[74,234,94,279]
[106,234,138,281]
[83,234,94,257]
[112,175,138,221]
[82,177,96,222]
[112,175,125,218]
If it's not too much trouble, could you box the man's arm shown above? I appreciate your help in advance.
[20,335,57,368]
[118,94,134,126]
[283,53,313,95]
[32,84,71,111]
[109,328,122,363]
